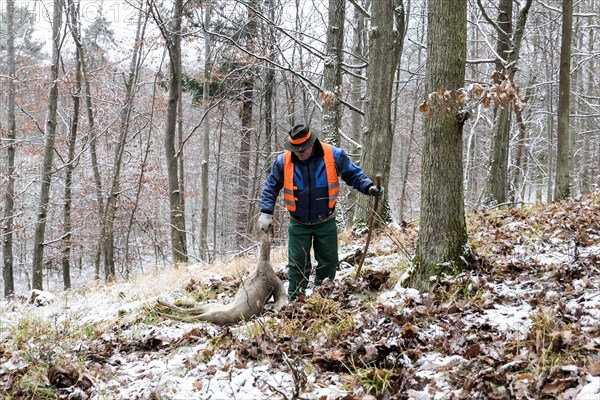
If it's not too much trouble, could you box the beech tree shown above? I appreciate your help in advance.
[412,0,468,291]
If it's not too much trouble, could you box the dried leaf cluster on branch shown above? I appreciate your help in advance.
[419,69,526,119]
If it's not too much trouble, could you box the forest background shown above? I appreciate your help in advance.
[0,0,598,296]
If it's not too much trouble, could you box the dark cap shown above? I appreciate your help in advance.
[284,124,318,152]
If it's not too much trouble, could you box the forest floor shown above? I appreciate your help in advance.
[0,193,599,400]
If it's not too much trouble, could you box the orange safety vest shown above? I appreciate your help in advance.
[283,143,340,212]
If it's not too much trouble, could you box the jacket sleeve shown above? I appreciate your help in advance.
[260,154,285,214]
[334,147,374,194]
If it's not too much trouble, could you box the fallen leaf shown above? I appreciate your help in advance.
[514,373,534,381]
[462,343,480,359]
[192,380,203,389]
[401,323,418,339]
[587,361,600,376]
[542,377,576,395]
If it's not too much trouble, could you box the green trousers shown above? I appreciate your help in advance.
[287,217,338,300]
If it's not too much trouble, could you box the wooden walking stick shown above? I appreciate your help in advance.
[356,174,381,278]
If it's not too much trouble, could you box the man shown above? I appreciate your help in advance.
[258,124,383,300]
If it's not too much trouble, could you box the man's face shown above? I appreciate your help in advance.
[293,144,314,161]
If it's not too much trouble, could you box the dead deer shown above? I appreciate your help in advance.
[157,230,287,325]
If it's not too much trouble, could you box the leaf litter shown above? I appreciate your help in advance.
[0,193,599,399]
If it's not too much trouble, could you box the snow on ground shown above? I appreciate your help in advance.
[2,249,598,400]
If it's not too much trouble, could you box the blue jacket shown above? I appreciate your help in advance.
[260,140,374,224]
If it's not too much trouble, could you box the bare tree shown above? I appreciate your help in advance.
[101,1,147,279]
[356,0,405,225]
[580,26,595,194]
[344,0,369,230]
[481,0,533,205]
[32,0,63,290]
[60,0,84,290]
[235,1,258,248]
[151,0,188,263]
[2,0,17,297]
[78,8,106,280]
[199,3,213,261]
[554,0,573,201]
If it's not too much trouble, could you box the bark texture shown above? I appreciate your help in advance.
[413,0,468,291]
[321,0,345,145]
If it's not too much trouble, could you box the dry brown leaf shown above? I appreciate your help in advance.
[462,343,480,359]
[471,83,483,97]
[542,377,576,395]
[515,373,535,381]
[480,95,490,109]
[401,322,418,338]
[491,71,502,84]
[455,89,466,104]
[588,360,600,376]
[192,380,203,389]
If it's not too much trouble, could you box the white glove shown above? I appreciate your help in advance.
[258,213,273,231]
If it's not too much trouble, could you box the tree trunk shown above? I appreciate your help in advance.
[554,0,573,201]
[412,0,468,291]
[125,63,159,278]
[199,3,213,261]
[67,7,104,280]
[357,0,405,225]
[153,0,188,263]
[2,0,17,297]
[484,0,513,205]
[344,1,368,230]
[546,97,555,202]
[581,27,594,194]
[32,0,63,290]
[481,0,533,206]
[73,12,104,280]
[464,15,481,205]
[61,63,79,291]
[399,98,418,221]
[177,78,188,256]
[213,114,225,259]
[512,102,527,202]
[399,9,423,220]
[102,2,146,279]
[60,0,87,291]
[235,2,257,248]
[321,0,345,145]
[263,0,276,162]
